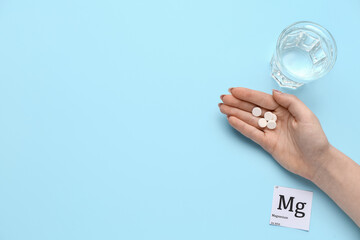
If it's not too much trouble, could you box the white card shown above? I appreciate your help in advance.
[270,186,313,231]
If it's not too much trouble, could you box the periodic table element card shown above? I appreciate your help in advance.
[270,186,313,231]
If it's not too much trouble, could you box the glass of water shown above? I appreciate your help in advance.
[271,21,337,89]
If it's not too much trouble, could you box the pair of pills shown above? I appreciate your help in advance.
[252,107,277,129]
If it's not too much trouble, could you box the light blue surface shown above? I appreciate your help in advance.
[0,0,359,239]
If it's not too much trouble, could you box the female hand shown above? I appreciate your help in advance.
[219,87,330,181]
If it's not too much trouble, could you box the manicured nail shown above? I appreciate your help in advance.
[220,94,225,100]
[228,88,234,93]
[273,89,282,94]
[218,103,222,108]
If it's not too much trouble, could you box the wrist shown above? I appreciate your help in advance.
[309,145,360,226]
[311,144,338,185]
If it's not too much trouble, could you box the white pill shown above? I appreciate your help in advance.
[271,113,277,121]
[252,107,262,117]
[258,118,267,128]
[267,120,277,129]
[264,111,273,121]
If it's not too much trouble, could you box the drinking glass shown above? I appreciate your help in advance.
[270,21,337,89]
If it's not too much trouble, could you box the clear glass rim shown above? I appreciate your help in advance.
[276,21,338,79]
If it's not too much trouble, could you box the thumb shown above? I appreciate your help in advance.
[272,89,312,121]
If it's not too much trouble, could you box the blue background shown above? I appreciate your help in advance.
[0,0,359,239]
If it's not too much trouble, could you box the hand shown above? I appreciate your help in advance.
[219,87,330,181]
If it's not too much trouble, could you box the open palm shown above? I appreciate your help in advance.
[219,87,330,181]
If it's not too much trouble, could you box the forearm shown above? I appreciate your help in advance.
[312,145,360,227]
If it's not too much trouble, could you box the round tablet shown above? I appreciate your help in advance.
[264,111,273,121]
[267,120,277,130]
[258,118,267,128]
[271,113,277,121]
[252,107,262,117]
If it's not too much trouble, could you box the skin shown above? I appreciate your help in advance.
[219,87,360,227]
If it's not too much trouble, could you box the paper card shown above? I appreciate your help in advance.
[270,186,313,231]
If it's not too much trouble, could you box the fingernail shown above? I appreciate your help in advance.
[228,88,234,93]
[273,89,282,95]
[218,103,222,108]
[220,94,225,100]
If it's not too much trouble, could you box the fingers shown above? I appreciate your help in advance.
[220,94,268,117]
[272,89,313,121]
[219,103,259,128]
[227,115,266,146]
[220,94,255,112]
[230,87,279,110]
